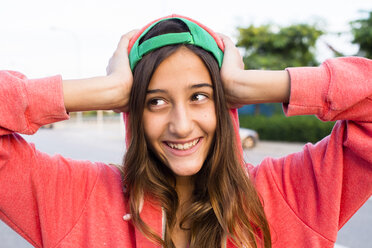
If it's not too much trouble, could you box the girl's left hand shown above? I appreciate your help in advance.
[218,33,290,107]
[218,33,246,109]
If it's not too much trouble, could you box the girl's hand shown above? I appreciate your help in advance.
[218,33,290,108]
[63,30,138,113]
[218,33,246,108]
[107,30,138,112]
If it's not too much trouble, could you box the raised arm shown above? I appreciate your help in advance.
[0,31,136,247]
[0,31,136,136]
[218,33,290,108]
[63,30,137,113]
[219,34,372,246]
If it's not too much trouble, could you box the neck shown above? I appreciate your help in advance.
[175,176,193,205]
[173,176,193,247]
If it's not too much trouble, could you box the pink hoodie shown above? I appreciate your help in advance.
[0,57,371,247]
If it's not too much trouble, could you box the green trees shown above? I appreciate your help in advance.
[236,11,371,142]
[237,23,323,70]
[351,10,372,58]
[236,23,324,115]
[236,10,372,67]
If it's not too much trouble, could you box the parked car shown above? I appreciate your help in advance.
[41,124,54,129]
[239,128,259,149]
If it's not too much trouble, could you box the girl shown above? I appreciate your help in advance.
[0,15,371,248]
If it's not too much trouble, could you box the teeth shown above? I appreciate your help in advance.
[167,138,199,150]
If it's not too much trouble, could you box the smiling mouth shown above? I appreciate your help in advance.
[165,138,200,150]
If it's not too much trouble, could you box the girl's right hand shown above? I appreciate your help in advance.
[107,30,138,113]
[63,30,138,113]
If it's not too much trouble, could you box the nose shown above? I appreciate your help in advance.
[168,103,193,138]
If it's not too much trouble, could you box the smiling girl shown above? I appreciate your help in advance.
[0,15,371,248]
[123,18,271,247]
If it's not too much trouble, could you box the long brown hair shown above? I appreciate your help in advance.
[123,19,271,248]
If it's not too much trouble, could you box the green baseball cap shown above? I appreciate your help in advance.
[128,14,225,70]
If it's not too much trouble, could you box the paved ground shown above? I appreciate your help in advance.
[0,120,370,247]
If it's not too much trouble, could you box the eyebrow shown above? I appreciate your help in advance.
[146,89,167,94]
[146,83,213,94]
[191,83,213,89]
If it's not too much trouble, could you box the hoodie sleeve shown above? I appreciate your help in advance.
[251,57,372,244]
[0,71,100,247]
[0,71,69,135]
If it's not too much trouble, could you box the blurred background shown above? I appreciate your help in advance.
[0,0,371,247]
[1,0,371,143]
[1,0,370,78]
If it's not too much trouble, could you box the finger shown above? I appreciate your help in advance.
[116,29,139,53]
[107,30,139,75]
[216,33,235,48]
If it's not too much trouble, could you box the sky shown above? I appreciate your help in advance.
[0,0,371,78]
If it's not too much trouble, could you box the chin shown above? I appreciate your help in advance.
[170,163,203,177]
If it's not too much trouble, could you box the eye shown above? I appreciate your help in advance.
[148,98,166,106]
[191,93,208,102]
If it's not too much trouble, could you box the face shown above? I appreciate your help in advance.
[143,47,217,178]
